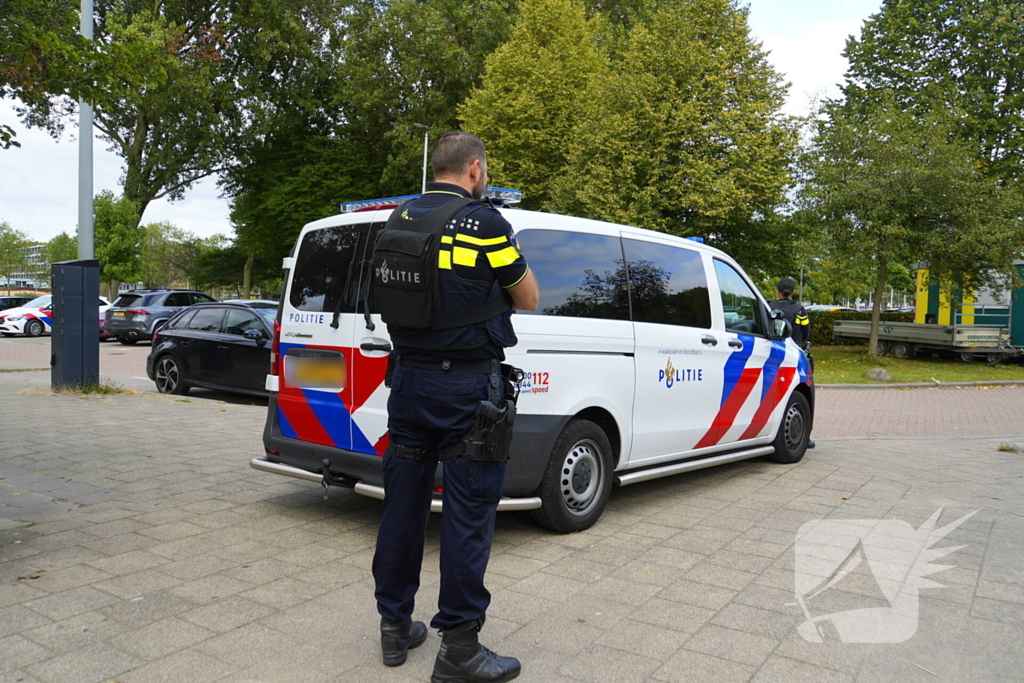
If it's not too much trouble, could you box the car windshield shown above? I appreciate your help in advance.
[24,295,51,309]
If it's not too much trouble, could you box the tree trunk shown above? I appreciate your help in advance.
[242,249,255,300]
[868,257,888,356]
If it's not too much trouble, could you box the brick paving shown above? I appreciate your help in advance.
[1,371,1023,682]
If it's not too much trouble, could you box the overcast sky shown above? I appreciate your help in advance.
[0,0,882,245]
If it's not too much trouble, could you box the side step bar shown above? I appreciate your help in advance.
[614,446,776,487]
[249,456,542,512]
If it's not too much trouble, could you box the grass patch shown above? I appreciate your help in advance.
[812,345,1024,384]
[997,442,1021,453]
[0,367,49,373]
[51,381,140,396]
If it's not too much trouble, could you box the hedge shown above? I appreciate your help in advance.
[805,310,914,346]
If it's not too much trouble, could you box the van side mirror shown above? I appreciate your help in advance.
[769,309,792,339]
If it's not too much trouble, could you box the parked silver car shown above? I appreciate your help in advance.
[104,289,217,345]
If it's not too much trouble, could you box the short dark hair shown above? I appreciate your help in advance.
[777,277,796,297]
[432,131,486,178]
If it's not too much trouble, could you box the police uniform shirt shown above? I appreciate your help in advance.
[769,297,810,344]
[392,182,529,362]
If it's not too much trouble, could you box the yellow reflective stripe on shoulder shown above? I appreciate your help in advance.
[438,250,452,269]
[441,235,454,244]
[486,246,522,268]
[452,246,478,266]
[503,266,530,288]
[455,233,508,247]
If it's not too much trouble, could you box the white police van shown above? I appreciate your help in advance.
[251,189,813,532]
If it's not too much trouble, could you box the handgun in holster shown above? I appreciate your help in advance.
[440,364,524,463]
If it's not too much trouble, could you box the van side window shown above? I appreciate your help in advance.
[713,259,765,336]
[514,230,629,320]
[622,240,711,328]
[290,226,362,312]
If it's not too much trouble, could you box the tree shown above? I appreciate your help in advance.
[0,221,31,294]
[8,0,345,225]
[842,0,1024,182]
[550,0,797,274]
[459,0,605,209]
[138,221,206,289]
[93,190,142,296]
[43,231,79,281]
[338,0,519,196]
[800,105,1024,354]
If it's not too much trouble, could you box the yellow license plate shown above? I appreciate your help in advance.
[287,356,346,389]
[113,311,125,317]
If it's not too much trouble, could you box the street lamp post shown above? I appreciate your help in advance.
[413,123,429,194]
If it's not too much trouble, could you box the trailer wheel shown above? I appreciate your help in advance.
[873,340,888,355]
[958,351,976,363]
[893,342,914,359]
[985,353,1002,365]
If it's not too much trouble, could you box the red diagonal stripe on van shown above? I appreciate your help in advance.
[694,367,762,449]
[351,354,390,413]
[373,433,389,457]
[738,367,797,440]
[276,395,334,447]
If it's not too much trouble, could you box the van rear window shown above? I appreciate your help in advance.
[290,226,363,312]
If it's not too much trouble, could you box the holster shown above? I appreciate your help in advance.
[440,365,523,463]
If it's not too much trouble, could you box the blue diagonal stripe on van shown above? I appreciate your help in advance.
[299,389,376,453]
[276,405,298,439]
[760,341,787,401]
[719,334,755,407]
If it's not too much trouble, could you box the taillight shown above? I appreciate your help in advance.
[270,318,281,376]
[152,332,160,344]
[126,309,149,315]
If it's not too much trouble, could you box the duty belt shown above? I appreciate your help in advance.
[394,355,500,375]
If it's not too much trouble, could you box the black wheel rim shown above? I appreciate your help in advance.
[155,357,179,393]
[560,439,605,517]
[784,402,805,452]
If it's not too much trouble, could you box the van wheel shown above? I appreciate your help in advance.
[530,419,613,533]
[768,391,810,464]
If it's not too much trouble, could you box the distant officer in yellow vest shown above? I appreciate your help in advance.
[769,277,810,349]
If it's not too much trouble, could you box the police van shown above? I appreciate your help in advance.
[251,189,814,533]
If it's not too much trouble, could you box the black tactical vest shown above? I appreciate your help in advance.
[371,197,511,334]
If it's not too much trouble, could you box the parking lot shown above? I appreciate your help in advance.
[2,335,1024,682]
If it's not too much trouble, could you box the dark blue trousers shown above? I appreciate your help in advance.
[372,366,506,630]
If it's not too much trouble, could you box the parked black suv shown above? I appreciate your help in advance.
[105,289,217,344]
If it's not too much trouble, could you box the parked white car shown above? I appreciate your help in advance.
[0,295,112,337]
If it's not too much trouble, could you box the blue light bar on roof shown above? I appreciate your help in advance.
[340,194,419,213]
[686,236,705,243]
[340,187,523,213]
[483,187,522,205]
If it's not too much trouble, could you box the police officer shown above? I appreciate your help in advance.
[770,277,810,348]
[371,131,539,683]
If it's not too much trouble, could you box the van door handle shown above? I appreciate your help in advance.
[728,339,744,349]
[360,342,392,353]
[701,335,718,346]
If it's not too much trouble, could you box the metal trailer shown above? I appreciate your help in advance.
[831,319,1017,362]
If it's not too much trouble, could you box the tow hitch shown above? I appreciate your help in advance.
[320,459,358,499]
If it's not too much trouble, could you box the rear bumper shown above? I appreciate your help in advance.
[249,456,542,512]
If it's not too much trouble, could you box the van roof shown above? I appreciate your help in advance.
[299,205,731,261]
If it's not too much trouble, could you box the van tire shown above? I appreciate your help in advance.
[530,419,613,533]
[769,391,810,464]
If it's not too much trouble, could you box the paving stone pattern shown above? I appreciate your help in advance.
[1,374,1023,682]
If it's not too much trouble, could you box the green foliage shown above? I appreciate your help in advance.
[460,0,605,209]
[93,191,142,284]
[45,231,78,266]
[192,236,279,294]
[550,0,797,275]
[338,0,519,195]
[842,0,1024,182]
[138,222,208,289]
[0,220,31,294]
[807,310,912,347]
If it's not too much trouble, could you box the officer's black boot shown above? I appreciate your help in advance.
[380,616,427,667]
[431,620,521,683]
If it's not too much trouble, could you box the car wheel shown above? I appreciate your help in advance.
[24,319,44,337]
[118,338,138,346]
[154,355,189,395]
[768,391,810,464]
[530,419,613,533]
[893,342,914,359]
